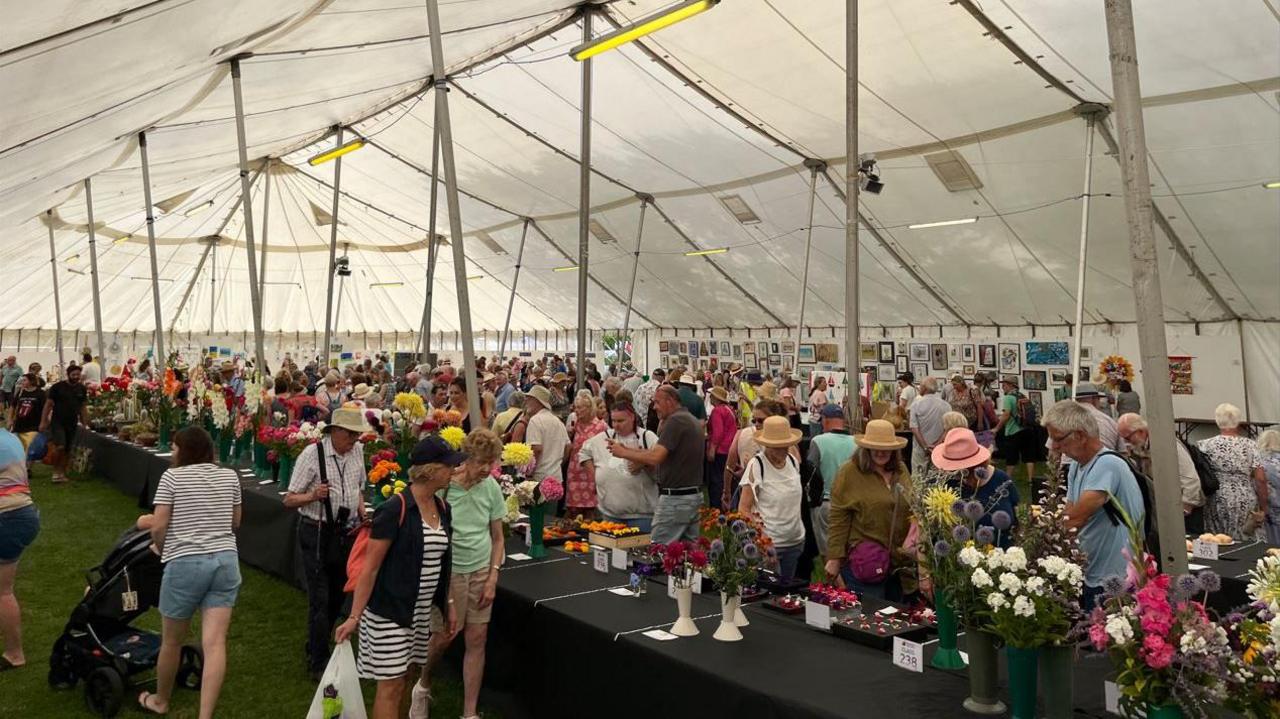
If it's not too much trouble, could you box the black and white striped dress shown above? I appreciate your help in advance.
[356,521,448,680]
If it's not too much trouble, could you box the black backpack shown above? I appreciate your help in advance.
[1097,450,1155,545]
[1182,440,1220,498]
[1013,392,1039,427]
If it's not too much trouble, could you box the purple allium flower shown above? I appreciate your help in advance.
[952,525,971,543]
[735,558,748,570]
[975,526,995,546]
[765,545,778,559]
[743,542,760,560]
[1198,572,1221,593]
[1101,575,1126,596]
[710,538,725,554]
[951,499,967,517]
[934,540,952,557]
[991,510,1012,531]
[1173,574,1201,599]
[963,501,985,523]
[730,520,748,536]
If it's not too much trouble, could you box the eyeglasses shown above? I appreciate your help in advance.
[1047,430,1074,444]
[751,417,766,426]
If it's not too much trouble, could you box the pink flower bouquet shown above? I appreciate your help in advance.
[537,476,563,503]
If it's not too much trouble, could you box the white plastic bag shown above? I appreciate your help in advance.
[305,640,367,719]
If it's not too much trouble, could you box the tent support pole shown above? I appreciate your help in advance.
[320,127,345,368]
[498,218,530,363]
[419,116,441,364]
[46,213,66,370]
[258,159,272,309]
[1237,319,1251,419]
[575,7,594,390]
[334,245,348,337]
[83,178,106,360]
[230,57,267,376]
[620,195,651,368]
[210,239,217,334]
[844,0,861,429]
[1104,0,1185,575]
[425,0,481,415]
[138,131,166,365]
[794,161,822,370]
[1069,109,1103,395]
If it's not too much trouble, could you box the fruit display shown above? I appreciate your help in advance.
[563,540,590,554]
[542,525,581,546]
[579,520,641,538]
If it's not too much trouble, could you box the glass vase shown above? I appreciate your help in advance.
[1146,705,1184,719]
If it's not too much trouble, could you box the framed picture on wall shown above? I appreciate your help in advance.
[782,356,793,372]
[659,355,669,368]
[910,343,929,361]
[709,357,720,371]
[961,344,976,363]
[1026,341,1070,366]
[999,343,1021,373]
[978,344,996,368]
[878,341,895,363]
[962,364,975,376]
[896,341,907,356]
[948,345,959,364]
[1050,369,1069,385]
[1022,370,1048,390]
[732,344,742,358]
[1080,346,1093,361]
[815,344,839,363]
[721,341,731,355]
[798,344,816,363]
[689,342,699,358]
[877,364,897,382]
[677,342,687,355]
[698,358,709,370]
[771,342,780,354]
[912,363,929,380]
[659,340,669,352]
[930,344,948,370]
[769,354,782,366]
[896,356,909,374]
[744,353,757,369]
[1079,364,1092,383]
[798,365,814,382]
[1028,391,1044,416]
[679,355,689,367]
[781,340,795,355]
[860,343,877,362]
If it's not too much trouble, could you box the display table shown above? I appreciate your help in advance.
[1190,538,1274,612]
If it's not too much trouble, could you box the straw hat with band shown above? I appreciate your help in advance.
[754,415,803,448]
[931,427,991,472]
[551,372,569,384]
[527,385,553,409]
[853,419,907,450]
[326,407,371,435]
[324,370,341,385]
[709,387,730,404]
[351,383,374,400]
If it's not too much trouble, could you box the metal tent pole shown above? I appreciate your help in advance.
[1104,0,1186,575]
[844,0,862,428]
[258,159,272,312]
[334,245,348,336]
[498,218,531,363]
[83,178,106,360]
[620,194,650,368]
[138,131,166,365]
[209,239,218,334]
[419,116,442,364]
[575,8,593,390]
[45,213,66,370]
[1069,109,1103,395]
[320,126,345,368]
[229,57,268,376]
[795,161,822,370]
[424,0,481,414]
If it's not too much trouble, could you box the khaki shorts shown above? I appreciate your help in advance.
[431,568,493,630]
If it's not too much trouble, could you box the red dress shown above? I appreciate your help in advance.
[566,418,607,510]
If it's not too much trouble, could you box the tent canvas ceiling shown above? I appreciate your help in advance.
[1,0,1276,336]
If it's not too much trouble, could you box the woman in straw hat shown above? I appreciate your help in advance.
[705,387,737,511]
[825,419,916,600]
[929,427,1019,549]
[739,416,806,579]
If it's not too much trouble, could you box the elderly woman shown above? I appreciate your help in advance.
[1260,430,1280,545]
[739,416,806,579]
[824,420,915,600]
[336,436,459,719]
[316,371,347,415]
[564,390,607,519]
[1199,403,1267,540]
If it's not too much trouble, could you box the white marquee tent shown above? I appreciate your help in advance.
[1,1,1277,417]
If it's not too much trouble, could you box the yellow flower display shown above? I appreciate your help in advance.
[502,442,534,468]
[922,485,962,528]
[440,425,466,450]
[393,392,427,421]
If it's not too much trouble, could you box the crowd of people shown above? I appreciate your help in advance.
[1,347,1278,717]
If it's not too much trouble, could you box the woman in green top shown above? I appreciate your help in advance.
[824,420,917,601]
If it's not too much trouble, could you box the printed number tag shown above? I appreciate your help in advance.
[121,591,139,612]
[892,637,923,673]
[592,547,609,573]
[804,600,832,631]
[1192,539,1219,561]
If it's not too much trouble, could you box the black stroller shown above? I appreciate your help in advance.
[48,526,204,716]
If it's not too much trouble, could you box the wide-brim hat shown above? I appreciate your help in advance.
[481,372,496,384]
[220,360,235,372]
[1073,382,1102,398]
[326,406,371,434]
[728,363,744,376]
[527,384,553,409]
[551,372,569,384]
[755,415,803,448]
[352,383,374,399]
[854,419,908,450]
[709,387,730,404]
[931,427,991,471]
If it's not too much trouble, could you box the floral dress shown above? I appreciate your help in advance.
[566,417,606,510]
[1199,434,1263,540]
[1262,451,1280,545]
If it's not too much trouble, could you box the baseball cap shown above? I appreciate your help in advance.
[820,404,846,419]
[410,435,466,467]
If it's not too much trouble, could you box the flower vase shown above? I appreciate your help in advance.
[670,582,699,637]
[218,431,233,463]
[712,592,744,642]
[930,589,967,670]
[1037,644,1074,719]
[278,455,294,490]
[732,592,749,627]
[253,442,267,477]
[1145,705,1183,719]
[158,425,171,452]
[962,631,1006,715]
[528,503,547,559]
[1005,646,1040,719]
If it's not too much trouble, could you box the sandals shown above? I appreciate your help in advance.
[0,656,23,672]
[138,691,167,715]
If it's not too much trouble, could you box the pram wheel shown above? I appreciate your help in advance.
[84,666,124,717]
[48,636,77,689]
[177,645,204,690]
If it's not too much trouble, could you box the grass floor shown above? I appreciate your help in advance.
[1,464,479,718]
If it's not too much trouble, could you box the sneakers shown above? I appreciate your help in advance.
[408,681,431,719]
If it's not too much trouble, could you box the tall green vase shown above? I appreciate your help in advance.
[253,442,267,477]
[1005,646,1039,719]
[930,589,968,670]
[278,455,295,490]
[1146,705,1183,719]
[158,425,171,452]
[962,631,1006,715]
[218,432,233,463]
[528,503,547,559]
[1038,644,1074,719]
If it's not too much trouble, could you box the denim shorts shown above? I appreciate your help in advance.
[160,550,242,620]
[0,503,40,564]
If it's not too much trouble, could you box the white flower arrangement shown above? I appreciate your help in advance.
[959,546,1085,649]
[210,393,231,429]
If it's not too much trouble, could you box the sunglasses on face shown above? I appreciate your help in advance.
[751,417,766,426]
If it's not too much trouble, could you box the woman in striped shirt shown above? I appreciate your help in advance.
[336,435,459,719]
[140,426,242,718]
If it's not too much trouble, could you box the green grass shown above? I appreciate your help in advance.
[2,464,479,718]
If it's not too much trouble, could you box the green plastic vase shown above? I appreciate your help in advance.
[253,442,267,477]
[218,432,233,463]
[930,589,967,670]
[1146,705,1183,719]
[1005,646,1039,719]
[1038,644,1074,719]
[278,455,295,490]
[528,503,547,559]
[158,426,171,452]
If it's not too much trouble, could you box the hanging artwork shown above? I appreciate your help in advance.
[769,354,782,366]
[1169,356,1193,395]
[877,364,897,382]
[660,355,669,368]
[677,341,687,355]
[659,340,669,353]
[758,341,769,357]
[896,356,909,374]
[896,341,907,356]
[1025,341,1070,366]
[815,343,840,363]
[1022,370,1048,391]
[930,344,948,371]
[948,345,960,364]
[998,343,1021,373]
[910,343,929,361]
[721,341,731,355]
[860,343,877,362]
[878,342,895,363]
[912,363,929,380]
[1050,369,1070,385]
[771,342,780,354]
[962,364,975,376]
[744,353,757,369]
[781,340,795,355]
[798,344,816,363]
[732,344,742,358]
[978,344,996,368]
[1078,364,1092,383]
[1028,391,1044,416]
[798,365,814,382]
[688,342,699,358]
[961,344,975,363]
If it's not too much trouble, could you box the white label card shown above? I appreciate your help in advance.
[1187,563,1209,571]
[609,587,635,596]
[257,479,274,485]
[507,553,532,561]
[121,591,138,612]
[1104,680,1121,714]
[592,547,610,573]
[804,600,832,631]
[877,606,900,616]
[691,571,703,594]
[643,629,679,641]
[1192,539,1219,561]
[892,637,924,673]
[611,548,628,571]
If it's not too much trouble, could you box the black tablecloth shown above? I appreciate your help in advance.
[1189,538,1273,612]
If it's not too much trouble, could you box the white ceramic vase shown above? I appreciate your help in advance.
[732,592,750,627]
[670,584,699,637]
[713,592,744,641]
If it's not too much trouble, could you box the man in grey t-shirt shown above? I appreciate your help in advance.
[608,385,705,542]
[909,377,950,472]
